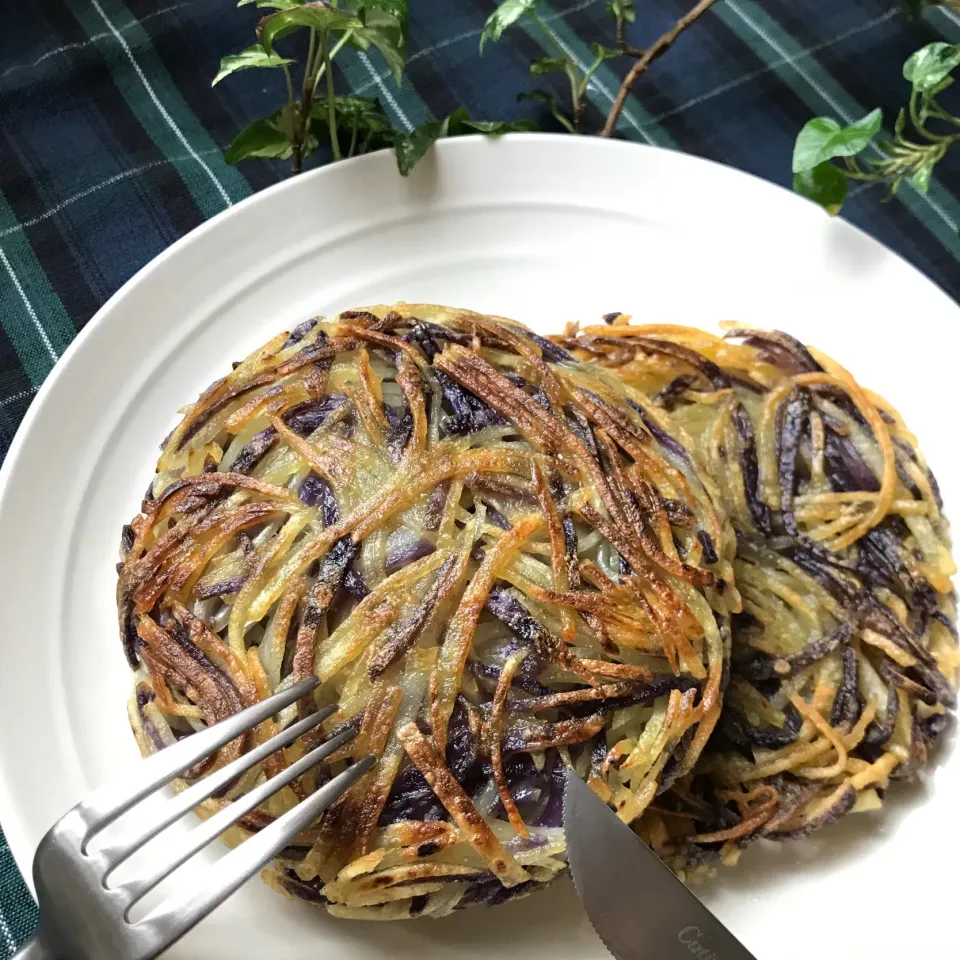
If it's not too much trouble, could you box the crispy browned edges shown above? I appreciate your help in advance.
[119,305,734,916]
[557,319,958,875]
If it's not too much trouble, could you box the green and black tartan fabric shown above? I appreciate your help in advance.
[2,0,959,949]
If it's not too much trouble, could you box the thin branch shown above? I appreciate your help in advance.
[328,30,354,62]
[322,32,342,161]
[572,88,585,130]
[601,0,719,138]
[281,61,297,173]
[291,28,319,174]
[282,63,295,112]
[528,10,571,61]
[616,13,643,57]
[528,10,581,129]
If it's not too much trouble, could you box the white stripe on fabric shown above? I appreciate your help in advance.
[725,0,958,234]
[89,0,232,208]
[725,2,866,123]
[0,247,59,363]
[0,386,39,407]
[0,905,15,955]
[0,1,195,84]
[645,6,900,126]
[0,148,225,242]
[356,50,413,132]
[934,5,960,30]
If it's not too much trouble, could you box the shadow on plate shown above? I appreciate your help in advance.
[700,715,955,902]
[273,718,954,954]
[283,876,599,956]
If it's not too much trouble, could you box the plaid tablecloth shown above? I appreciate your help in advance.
[2,0,960,950]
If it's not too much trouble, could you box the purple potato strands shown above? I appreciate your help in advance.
[118,304,734,918]
[560,318,957,877]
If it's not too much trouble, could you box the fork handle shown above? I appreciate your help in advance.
[11,935,52,960]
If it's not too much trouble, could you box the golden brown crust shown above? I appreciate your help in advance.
[559,319,958,876]
[396,722,530,887]
[120,304,736,918]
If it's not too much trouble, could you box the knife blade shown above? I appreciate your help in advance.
[563,769,760,960]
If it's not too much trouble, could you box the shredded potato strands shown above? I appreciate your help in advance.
[558,318,957,878]
[119,304,736,918]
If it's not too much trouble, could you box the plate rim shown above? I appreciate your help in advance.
[0,131,956,924]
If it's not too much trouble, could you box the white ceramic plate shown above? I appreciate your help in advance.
[0,134,957,959]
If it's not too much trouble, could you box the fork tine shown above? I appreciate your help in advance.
[138,756,375,947]
[78,677,320,840]
[115,725,359,908]
[98,704,337,874]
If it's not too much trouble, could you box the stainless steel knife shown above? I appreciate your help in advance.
[563,769,760,960]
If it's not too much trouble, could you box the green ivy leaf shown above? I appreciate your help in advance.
[530,55,567,76]
[225,109,296,164]
[259,4,362,53]
[442,106,481,137]
[212,44,294,86]
[480,0,540,54]
[311,94,391,128]
[894,107,907,138]
[909,160,936,193]
[238,0,303,9]
[903,42,960,93]
[792,109,882,173]
[392,118,446,175]
[459,117,539,134]
[793,162,848,216]
[355,15,406,83]
[392,109,538,176]
[518,89,575,133]
[589,42,620,61]
[356,0,407,19]
[607,0,635,22]
[308,93,394,154]
[341,1,407,84]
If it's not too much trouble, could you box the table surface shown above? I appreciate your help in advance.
[2,0,960,952]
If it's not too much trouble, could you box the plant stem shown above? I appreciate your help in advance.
[282,63,295,111]
[528,10,569,60]
[321,32,341,161]
[329,30,353,61]
[303,28,318,91]
[290,26,353,172]
[616,12,642,56]
[601,0,718,138]
[580,56,604,94]
[528,10,582,130]
[305,30,350,97]
[841,167,880,182]
[348,114,360,158]
[571,75,585,130]
[291,28,320,174]
[908,90,946,143]
[282,61,297,174]
[929,104,960,129]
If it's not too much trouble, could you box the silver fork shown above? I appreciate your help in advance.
[14,676,373,960]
